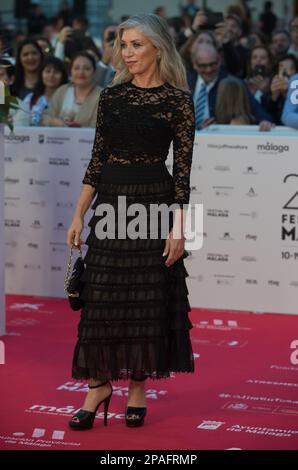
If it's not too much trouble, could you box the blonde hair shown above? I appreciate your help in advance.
[110,13,189,90]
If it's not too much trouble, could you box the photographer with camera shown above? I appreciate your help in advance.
[263,54,298,124]
[54,16,100,65]
[178,11,249,78]
[214,14,249,78]
[245,45,274,104]
[176,9,208,48]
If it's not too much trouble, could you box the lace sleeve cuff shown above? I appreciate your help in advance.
[172,91,195,208]
[82,175,98,188]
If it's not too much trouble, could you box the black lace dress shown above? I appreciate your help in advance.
[72,79,196,382]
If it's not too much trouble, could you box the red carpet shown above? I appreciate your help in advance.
[0,294,297,450]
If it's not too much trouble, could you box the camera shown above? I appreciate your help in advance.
[252,65,267,77]
[200,11,224,30]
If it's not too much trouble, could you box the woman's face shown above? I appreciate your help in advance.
[20,44,42,73]
[121,27,159,76]
[193,33,214,48]
[42,64,63,89]
[71,56,95,87]
[251,48,270,69]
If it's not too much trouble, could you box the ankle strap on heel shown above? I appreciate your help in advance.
[88,381,109,389]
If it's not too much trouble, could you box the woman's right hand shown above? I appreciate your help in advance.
[67,216,85,248]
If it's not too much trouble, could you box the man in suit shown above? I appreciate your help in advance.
[189,43,273,130]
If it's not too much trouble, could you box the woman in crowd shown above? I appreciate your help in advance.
[42,51,101,128]
[215,76,255,125]
[215,75,274,131]
[11,39,44,100]
[13,56,68,126]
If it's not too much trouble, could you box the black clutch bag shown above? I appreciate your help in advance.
[64,244,86,311]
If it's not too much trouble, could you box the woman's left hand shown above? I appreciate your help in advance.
[163,229,185,268]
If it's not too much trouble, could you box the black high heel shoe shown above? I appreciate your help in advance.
[125,406,147,427]
[69,381,113,430]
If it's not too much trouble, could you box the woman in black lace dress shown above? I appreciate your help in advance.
[66,13,195,430]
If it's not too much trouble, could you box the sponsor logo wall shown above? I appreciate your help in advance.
[4,127,91,298]
[4,126,298,314]
[188,126,298,314]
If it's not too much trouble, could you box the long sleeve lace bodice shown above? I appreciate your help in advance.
[83,79,195,207]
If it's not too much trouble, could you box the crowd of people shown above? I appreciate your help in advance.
[1,0,298,130]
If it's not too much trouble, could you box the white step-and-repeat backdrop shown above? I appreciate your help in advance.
[4,125,298,314]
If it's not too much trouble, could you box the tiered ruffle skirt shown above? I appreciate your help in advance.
[72,161,195,381]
